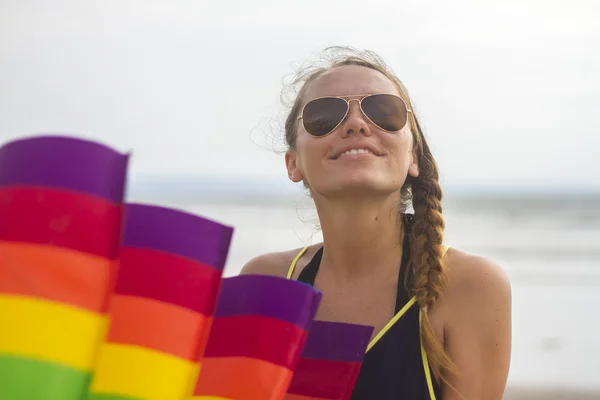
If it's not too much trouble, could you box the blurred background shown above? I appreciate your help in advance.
[2,0,599,398]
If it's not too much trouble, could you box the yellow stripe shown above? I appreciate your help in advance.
[419,309,437,400]
[0,295,107,371]
[366,296,416,353]
[90,343,199,400]
[286,245,310,279]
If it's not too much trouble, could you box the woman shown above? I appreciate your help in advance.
[241,47,511,399]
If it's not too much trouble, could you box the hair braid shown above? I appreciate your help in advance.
[408,121,454,379]
[410,138,445,309]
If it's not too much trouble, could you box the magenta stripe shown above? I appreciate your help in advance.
[0,135,129,203]
[301,320,373,362]
[214,275,322,330]
[123,203,233,269]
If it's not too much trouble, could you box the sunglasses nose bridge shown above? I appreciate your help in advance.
[340,98,371,137]
[345,98,364,117]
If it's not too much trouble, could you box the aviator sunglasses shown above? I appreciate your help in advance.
[297,93,412,137]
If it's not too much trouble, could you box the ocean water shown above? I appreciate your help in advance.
[159,195,600,391]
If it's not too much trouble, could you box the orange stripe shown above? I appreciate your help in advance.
[284,395,330,400]
[0,241,116,312]
[194,356,292,400]
[106,294,212,361]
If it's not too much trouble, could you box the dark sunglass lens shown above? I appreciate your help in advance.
[361,94,407,132]
[302,97,348,136]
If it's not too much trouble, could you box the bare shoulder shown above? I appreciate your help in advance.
[438,247,512,335]
[437,249,512,398]
[443,247,512,302]
[239,244,321,279]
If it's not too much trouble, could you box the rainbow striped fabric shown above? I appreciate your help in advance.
[0,136,129,400]
[0,133,372,400]
[192,275,322,400]
[285,321,373,400]
[88,204,234,400]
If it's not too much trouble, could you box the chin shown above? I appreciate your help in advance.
[314,175,402,199]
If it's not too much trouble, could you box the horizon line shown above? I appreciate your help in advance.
[127,175,600,198]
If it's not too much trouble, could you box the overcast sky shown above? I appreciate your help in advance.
[1,0,599,191]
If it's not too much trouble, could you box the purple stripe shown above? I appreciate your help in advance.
[214,275,322,330]
[302,320,373,362]
[0,135,129,203]
[123,203,234,269]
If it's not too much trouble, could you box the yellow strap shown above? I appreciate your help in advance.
[366,244,450,353]
[442,245,450,258]
[286,245,310,279]
[90,343,199,400]
[0,295,107,371]
[366,296,417,353]
[419,309,437,400]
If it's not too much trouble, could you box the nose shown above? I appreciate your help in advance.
[340,99,371,138]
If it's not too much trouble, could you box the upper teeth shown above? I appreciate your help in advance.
[340,148,372,157]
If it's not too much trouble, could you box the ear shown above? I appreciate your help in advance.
[408,160,419,178]
[408,146,419,178]
[285,149,304,183]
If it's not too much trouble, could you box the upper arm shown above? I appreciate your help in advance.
[441,255,512,400]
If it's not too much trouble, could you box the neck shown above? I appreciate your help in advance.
[314,193,405,283]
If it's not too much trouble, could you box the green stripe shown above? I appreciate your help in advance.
[0,354,91,400]
[87,393,143,400]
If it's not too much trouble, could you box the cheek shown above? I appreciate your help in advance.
[296,134,331,168]
[293,140,319,177]
[385,131,414,166]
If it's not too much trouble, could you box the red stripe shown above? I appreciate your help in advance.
[203,315,307,369]
[287,358,363,399]
[106,294,212,361]
[0,187,122,259]
[0,241,116,312]
[115,247,223,315]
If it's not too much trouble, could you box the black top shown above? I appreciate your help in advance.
[296,214,442,399]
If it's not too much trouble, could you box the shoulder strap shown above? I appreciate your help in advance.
[286,245,310,279]
[442,245,450,258]
[297,246,323,285]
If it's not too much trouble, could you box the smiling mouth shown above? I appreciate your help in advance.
[332,148,382,159]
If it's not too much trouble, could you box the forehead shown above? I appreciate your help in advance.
[304,65,400,100]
